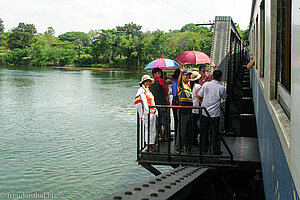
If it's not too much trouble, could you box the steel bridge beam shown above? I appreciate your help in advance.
[99,166,209,200]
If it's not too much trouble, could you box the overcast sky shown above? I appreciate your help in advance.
[0,0,252,36]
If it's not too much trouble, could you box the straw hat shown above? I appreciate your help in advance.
[139,75,154,85]
[190,71,201,81]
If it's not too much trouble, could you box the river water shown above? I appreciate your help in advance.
[0,66,170,200]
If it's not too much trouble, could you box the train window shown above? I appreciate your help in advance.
[276,0,291,91]
[260,0,265,78]
[252,25,255,67]
[255,16,258,70]
[276,0,291,118]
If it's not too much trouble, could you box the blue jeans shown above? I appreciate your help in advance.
[201,115,221,154]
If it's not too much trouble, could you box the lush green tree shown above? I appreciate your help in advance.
[4,48,28,65]
[141,30,165,63]
[180,23,197,32]
[58,32,91,47]
[29,34,78,66]
[147,30,166,59]
[91,29,120,64]
[0,32,10,64]
[87,30,97,42]
[116,23,144,66]
[0,31,9,49]
[44,27,55,36]
[7,22,37,49]
[0,18,4,34]
[116,22,142,39]
[30,34,59,65]
[236,25,249,46]
[15,22,37,34]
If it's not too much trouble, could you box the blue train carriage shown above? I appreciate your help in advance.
[247,0,300,199]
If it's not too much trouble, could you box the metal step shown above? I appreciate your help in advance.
[241,80,250,87]
[228,114,256,137]
[242,87,252,97]
[240,114,257,137]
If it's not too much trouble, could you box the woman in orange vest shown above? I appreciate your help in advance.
[135,75,158,152]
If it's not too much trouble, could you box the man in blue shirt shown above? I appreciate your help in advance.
[199,70,227,155]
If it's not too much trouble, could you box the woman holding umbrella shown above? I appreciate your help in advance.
[135,75,158,152]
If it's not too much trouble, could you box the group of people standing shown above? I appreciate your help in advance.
[135,61,226,155]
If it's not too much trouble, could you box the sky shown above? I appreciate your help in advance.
[0,0,253,36]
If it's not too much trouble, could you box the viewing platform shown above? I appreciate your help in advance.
[136,105,261,175]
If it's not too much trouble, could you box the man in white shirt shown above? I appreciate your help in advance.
[199,70,227,155]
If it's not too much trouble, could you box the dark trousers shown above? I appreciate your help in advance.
[156,107,168,130]
[176,111,191,151]
[192,113,200,145]
[201,115,221,154]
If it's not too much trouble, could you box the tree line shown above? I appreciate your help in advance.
[0,18,248,68]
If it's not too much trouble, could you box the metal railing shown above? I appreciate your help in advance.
[137,105,233,164]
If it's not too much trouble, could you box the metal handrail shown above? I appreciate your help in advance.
[137,105,234,163]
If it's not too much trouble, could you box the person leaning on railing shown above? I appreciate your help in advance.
[247,56,255,69]
[175,64,193,154]
[135,75,158,152]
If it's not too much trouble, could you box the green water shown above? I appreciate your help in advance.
[0,66,166,199]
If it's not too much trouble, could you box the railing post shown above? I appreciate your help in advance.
[178,108,182,153]
[141,118,144,151]
[188,110,192,154]
[137,112,140,160]
[167,107,171,161]
[209,115,212,155]
[199,108,203,163]
[148,112,150,152]
[157,108,160,152]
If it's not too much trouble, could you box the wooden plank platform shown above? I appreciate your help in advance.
[137,136,261,170]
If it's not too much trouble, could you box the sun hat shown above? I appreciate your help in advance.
[182,70,192,75]
[190,71,201,81]
[139,75,154,85]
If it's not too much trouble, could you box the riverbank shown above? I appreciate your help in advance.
[50,65,146,73]
[0,64,147,74]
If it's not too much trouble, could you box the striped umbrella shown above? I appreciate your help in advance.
[144,58,180,70]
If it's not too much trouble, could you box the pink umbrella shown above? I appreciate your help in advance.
[175,51,212,64]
